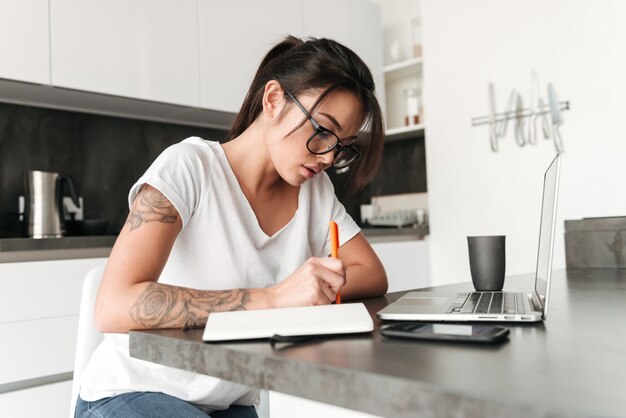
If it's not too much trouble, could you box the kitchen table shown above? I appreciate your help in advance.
[129,269,626,417]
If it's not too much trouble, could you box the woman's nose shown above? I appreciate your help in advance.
[318,151,335,166]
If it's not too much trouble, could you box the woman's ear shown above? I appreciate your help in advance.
[261,80,286,121]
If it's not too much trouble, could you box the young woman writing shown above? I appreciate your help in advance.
[75,35,387,418]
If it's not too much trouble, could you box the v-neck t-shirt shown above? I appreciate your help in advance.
[78,137,360,410]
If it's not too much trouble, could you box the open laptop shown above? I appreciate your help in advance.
[377,154,561,323]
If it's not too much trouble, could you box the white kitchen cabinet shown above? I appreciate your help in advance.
[0,258,106,324]
[197,0,304,113]
[0,257,107,418]
[0,380,72,418]
[0,0,50,84]
[371,238,430,292]
[3,1,384,122]
[302,0,384,104]
[270,391,382,418]
[50,0,200,107]
[198,0,384,114]
[0,316,78,384]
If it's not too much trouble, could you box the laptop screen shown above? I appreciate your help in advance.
[533,155,561,309]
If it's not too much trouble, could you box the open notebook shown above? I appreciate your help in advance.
[202,303,374,342]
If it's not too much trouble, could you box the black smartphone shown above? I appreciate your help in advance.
[380,322,510,344]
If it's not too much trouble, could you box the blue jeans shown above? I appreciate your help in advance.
[75,392,259,418]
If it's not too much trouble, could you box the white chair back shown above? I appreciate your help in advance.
[69,266,104,418]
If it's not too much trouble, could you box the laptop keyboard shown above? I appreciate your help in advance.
[454,292,527,315]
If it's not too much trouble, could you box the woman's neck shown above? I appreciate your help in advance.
[221,120,285,198]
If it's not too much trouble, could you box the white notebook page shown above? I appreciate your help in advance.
[202,303,374,341]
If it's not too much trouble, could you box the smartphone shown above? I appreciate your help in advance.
[380,322,510,344]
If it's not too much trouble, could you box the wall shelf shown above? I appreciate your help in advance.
[385,124,425,142]
[383,57,423,73]
[383,57,423,82]
[383,56,423,132]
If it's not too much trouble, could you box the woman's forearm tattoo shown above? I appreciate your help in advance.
[125,184,178,231]
[130,283,250,329]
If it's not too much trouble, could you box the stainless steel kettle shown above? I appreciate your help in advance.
[24,170,80,238]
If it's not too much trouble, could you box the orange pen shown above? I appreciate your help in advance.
[329,221,341,304]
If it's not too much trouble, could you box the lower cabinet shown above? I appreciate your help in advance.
[269,391,382,418]
[0,257,108,418]
[0,380,72,418]
[371,238,431,292]
[0,316,77,385]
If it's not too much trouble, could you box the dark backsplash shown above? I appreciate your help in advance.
[0,102,226,237]
[328,135,427,225]
[0,102,427,237]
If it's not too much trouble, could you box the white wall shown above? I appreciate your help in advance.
[422,0,626,285]
[370,0,420,28]
[370,0,420,67]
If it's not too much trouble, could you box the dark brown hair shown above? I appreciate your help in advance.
[227,35,384,191]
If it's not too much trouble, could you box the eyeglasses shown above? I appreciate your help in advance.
[285,91,361,169]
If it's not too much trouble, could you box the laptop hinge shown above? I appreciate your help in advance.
[529,291,543,313]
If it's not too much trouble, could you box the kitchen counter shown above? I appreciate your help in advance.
[0,236,115,262]
[0,227,427,263]
[362,225,428,243]
[129,269,626,418]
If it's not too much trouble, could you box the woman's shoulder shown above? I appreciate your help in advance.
[157,137,222,168]
[169,136,220,156]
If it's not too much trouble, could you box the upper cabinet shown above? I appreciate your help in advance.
[50,0,200,107]
[302,0,385,108]
[198,0,384,114]
[1,1,383,121]
[302,0,383,77]
[197,0,304,113]
[0,0,50,84]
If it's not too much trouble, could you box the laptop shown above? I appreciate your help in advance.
[377,154,561,323]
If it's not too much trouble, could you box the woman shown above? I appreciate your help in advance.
[75,35,387,418]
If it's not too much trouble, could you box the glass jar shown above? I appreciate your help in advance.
[403,88,420,126]
[411,17,422,58]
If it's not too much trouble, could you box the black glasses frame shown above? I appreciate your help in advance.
[285,91,361,169]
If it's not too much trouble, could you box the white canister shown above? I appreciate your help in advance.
[403,88,420,126]
[360,204,376,225]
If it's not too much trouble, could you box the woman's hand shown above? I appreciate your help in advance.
[268,257,346,308]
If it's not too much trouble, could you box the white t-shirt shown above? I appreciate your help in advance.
[79,137,360,411]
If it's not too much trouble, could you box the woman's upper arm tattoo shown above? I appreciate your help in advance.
[126,184,178,231]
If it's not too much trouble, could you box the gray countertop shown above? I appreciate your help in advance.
[0,236,115,262]
[0,227,426,263]
[362,225,429,243]
[129,269,626,418]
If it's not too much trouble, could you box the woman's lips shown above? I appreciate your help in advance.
[301,166,316,178]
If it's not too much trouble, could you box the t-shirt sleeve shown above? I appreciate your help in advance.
[318,176,361,257]
[128,138,208,229]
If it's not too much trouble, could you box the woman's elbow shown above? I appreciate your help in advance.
[376,269,389,296]
[93,296,128,334]
[93,299,113,333]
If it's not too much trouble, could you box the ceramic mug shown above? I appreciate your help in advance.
[467,235,506,291]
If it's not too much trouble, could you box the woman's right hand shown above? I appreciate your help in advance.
[268,257,346,308]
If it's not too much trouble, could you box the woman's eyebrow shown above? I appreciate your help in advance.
[319,112,342,131]
[319,112,359,141]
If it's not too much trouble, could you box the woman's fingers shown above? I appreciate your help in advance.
[316,257,346,292]
[271,257,347,307]
[317,279,336,304]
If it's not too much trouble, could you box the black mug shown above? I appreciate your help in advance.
[467,235,506,291]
